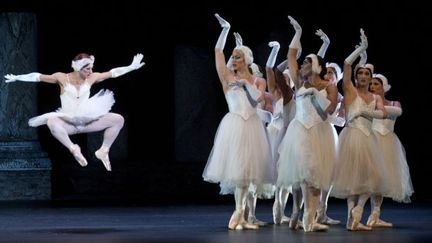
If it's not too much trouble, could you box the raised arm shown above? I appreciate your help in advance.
[91,53,145,84]
[265,41,280,94]
[227,32,243,68]
[343,29,368,100]
[316,29,330,58]
[287,15,302,90]
[214,13,232,88]
[359,47,367,65]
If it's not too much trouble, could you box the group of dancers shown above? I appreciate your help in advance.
[3,13,413,233]
[203,14,413,232]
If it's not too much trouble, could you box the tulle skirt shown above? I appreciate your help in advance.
[203,112,275,198]
[29,89,115,127]
[276,120,337,191]
[331,127,387,198]
[267,124,287,166]
[375,131,413,203]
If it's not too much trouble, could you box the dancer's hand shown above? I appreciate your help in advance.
[233,32,243,47]
[4,74,18,83]
[215,13,230,29]
[130,53,145,70]
[315,29,330,45]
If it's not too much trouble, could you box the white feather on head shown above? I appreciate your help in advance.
[306,54,322,74]
[282,69,295,88]
[72,55,95,71]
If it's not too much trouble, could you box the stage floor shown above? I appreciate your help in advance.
[0,200,430,242]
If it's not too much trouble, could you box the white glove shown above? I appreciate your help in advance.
[226,32,243,68]
[384,106,402,117]
[266,41,280,68]
[4,72,41,83]
[361,109,384,119]
[359,47,367,65]
[296,87,315,97]
[288,16,302,50]
[277,59,288,72]
[316,29,330,58]
[311,88,331,111]
[244,82,262,101]
[214,13,230,50]
[233,32,243,47]
[257,108,272,123]
[110,53,145,78]
[345,29,368,65]
[360,28,368,49]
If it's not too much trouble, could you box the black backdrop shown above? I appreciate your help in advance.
[2,0,431,204]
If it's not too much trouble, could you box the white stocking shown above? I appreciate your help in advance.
[46,117,78,149]
[301,183,321,231]
[78,113,125,149]
[46,117,88,166]
[289,187,303,229]
[370,194,383,212]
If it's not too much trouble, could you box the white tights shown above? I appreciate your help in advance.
[47,113,124,155]
[301,183,321,230]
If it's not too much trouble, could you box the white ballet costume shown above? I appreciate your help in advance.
[372,108,413,203]
[203,80,274,198]
[276,87,336,231]
[331,95,387,198]
[277,87,336,191]
[29,79,114,128]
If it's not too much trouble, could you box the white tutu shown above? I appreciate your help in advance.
[276,120,337,191]
[331,127,387,198]
[29,89,115,127]
[375,131,413,202]
[203,113,275,198]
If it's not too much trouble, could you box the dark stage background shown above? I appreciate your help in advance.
[1,1,431,204]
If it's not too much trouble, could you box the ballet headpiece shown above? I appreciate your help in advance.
[326,62,343,83]
[373,73,391,92]
[306,54,322,74]
[72,55,95,71]
[354,63,374,76]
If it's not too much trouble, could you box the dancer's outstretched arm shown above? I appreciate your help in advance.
[92,53,145,83]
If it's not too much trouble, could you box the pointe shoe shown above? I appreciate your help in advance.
[70,144,88,167]
[350,206,363,230]
[281,215,291,224]
[230,210,259,230]
[317,205,341,225]
[305,222,329,232]
[248,215,267,226]
[349,222,372,231]
[374,219,393,227]
[317,214,341,225]
[367,212,393,227]
[237,222,259,230]
[238,220,259,230]
[95,147,111,171]
[228,210,241,230]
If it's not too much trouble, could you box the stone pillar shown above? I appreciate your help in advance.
[0,13,51,200]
